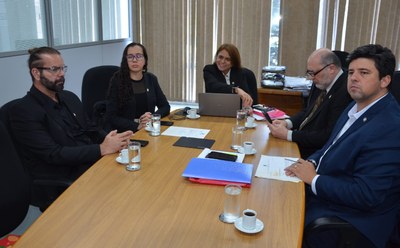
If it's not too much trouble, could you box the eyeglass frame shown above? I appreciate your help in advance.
[306,63,333,78]
[36,65,68,74]
[126,53,145,61]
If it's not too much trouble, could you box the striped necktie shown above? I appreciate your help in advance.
[299,90,326,130]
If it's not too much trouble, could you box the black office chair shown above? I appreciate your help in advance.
[0,99,72,211]
[333,50,349,70]
[242,67,258,105]
[303,216,375,248]
[0,121,30,237]
[81,65,119,124]
[390,70,400,104]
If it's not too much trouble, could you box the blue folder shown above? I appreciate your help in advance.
[182,158,253,184]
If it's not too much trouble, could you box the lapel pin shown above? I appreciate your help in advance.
[363,117,367,122]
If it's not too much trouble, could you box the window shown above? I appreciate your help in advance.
[0,0,130,54]
[269,0,281,66]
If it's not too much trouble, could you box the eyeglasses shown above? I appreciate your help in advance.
[37,66,68,74]
[126,53,144,61]
[306,63,332,78]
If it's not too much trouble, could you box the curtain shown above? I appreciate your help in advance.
[133,0,271,102]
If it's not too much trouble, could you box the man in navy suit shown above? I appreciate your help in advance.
[9,47,133,207]
[285,44,400,248]
[268,48,352,158]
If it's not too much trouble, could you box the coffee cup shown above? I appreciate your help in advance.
[119,148,129,163]
[243,141,254,154]
[188,108,197,118]
[242,209,257,230]
[246,116,255,127]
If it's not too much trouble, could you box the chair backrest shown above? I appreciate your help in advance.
[390,70,400,104]
[242,67,258,105]
[332,50,349,70]
[81,65,119,120]
[0,120,30,237]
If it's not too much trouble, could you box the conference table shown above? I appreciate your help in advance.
[14,113,305,248]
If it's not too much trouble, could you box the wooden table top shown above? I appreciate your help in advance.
[14,114,305,248]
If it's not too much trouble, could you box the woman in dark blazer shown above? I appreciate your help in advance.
[203,44,256,107]
[107,42,170,132]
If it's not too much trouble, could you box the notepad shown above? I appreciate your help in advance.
[182,158,253,185]
[173,137,215,149]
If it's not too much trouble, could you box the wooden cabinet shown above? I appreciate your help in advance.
[257,88,305,116]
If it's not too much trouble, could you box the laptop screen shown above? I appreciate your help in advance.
[198,93,241,117]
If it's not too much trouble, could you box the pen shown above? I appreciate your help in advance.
[285,158,299,163]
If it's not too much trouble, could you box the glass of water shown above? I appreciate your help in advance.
[236,109,246,128]
[126,141,141,171]
[150,114,161,136]
[219,184,242,223]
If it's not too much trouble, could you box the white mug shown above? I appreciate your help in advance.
[243,141,254,154]
[242,209,257,230]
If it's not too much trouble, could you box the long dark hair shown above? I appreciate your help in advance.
[110,42,149,108]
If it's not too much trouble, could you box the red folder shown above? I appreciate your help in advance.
[188,178,251,188]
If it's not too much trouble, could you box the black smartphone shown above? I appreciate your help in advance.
[206,151,237,162]
[161,121,174,126]
[263,111,273,124]
[130,139,149,147]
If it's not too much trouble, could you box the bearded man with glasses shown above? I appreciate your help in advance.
[267,48,352,159]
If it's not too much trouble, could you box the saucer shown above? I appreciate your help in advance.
[245,122,257,128]
[237,147,257,155]
[186,114,200,120]
[234,217,264,234]
[145,126,154,132]
[116,156,128,164]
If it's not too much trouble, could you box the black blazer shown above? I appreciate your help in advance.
[9,86,104,180]
[203,64,257,102]
[290,72,352,158]
[106,72,170,132]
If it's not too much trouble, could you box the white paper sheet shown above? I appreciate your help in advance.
[161,126,210,139]
[255,155,301,183]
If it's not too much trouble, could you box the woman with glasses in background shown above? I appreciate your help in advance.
[203,43,257,107]
[106,42,170,132]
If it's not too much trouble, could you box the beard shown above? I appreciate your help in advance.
[40,75,65,92]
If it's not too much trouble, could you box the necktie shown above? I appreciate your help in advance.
[299,90,326,130]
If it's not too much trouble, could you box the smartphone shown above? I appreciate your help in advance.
[130,139,149,147]
[161,120,174,126]
[263,111,273,124]
[206,151,238,162]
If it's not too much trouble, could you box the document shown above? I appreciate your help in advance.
[161,126,210,138]
[255,155,301,183]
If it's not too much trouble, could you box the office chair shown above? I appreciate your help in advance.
[81,65,119,123]
[390,70,400,104]
[332,50,349,70]
[0,99,72,211]
[242,67,258,105]
[0,121,30,237]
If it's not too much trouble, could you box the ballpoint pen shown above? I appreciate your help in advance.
[284,158,299,163]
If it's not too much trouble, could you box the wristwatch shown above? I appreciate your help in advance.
[307,159,317,168]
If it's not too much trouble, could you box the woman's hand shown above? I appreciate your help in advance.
[235,88,253,107]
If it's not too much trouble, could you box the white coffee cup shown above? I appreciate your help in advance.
[243,141,254,154]
[119,148,129,163]
[246,116,255,126]
[242,209,257,230]
[188,108,197,118]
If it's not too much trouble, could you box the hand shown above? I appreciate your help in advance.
[284,159,317,184]
[100,130,134,156]
[272,119,287,127]
[266,121,289,140]
[138,112,152,130]
[236,88,253,107]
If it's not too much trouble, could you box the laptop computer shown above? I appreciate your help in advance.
[198,93,241,117]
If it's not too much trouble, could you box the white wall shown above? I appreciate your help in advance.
[0,41,130,106]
